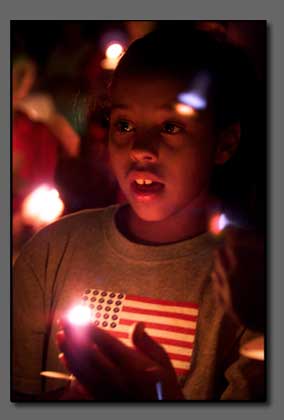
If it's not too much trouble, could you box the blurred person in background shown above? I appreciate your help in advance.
[12,40,80,260]
[55,105,120,213]
[47,22,127,212]
[212,226,266,335]
[195,21,266,335]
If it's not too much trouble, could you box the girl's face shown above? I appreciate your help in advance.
[108,74,219,222]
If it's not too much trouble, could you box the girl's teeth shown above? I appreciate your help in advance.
[135,179,153,185]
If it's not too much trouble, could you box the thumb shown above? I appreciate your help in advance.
[132,322,173,370]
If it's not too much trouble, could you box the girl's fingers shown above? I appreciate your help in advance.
[132,322,173,372]
[76,343,129,399]
[56,328,129,399]
[88,325,151,371]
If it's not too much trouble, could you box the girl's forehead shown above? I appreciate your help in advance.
[110,74,213,118]
[110,75,192,106]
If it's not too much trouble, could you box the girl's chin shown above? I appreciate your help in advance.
[130,203,174,223]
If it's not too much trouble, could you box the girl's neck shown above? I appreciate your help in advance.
[116,195,222,245]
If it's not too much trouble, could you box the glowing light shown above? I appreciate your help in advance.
[101,42,124,70]
[175,103,195,116]
[22,185,64,226]
[177,92,207,110]
[240,335,264,361]
[156,381,163,400]
[209,212,230,235]
[218,213,229,231]
[106,43,124,60]
[67,305,92,326]
[40,371,75,381]
[177,71,211,111]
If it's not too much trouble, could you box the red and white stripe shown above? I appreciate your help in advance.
[81,289,199,377]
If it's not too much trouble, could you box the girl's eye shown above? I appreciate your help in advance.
[114,120,134,133]
[162,122,183,134]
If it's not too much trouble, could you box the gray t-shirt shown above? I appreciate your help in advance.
[13,204,264,400]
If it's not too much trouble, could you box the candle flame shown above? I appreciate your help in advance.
[106,43,124,60]
[209,212,230,235]
[22,184,64,226]
[67,305,92,326]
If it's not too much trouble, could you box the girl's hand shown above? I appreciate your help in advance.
[56,321,184,401]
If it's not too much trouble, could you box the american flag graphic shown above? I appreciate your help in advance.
[81,288,199,377]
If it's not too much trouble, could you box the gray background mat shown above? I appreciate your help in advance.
[2,0,282,418]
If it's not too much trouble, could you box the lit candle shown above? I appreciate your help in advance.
[66,305,92,326]
[22,184,64,227]
[209,212,230,235]
[101,42,124,70]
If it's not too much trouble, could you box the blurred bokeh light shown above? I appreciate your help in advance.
[22,185,64,227]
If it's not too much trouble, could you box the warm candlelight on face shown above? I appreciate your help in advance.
[175,102,195,116]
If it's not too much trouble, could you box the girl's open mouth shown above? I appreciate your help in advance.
[130,179,165,200]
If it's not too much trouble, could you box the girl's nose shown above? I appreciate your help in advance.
[130,134,159,162]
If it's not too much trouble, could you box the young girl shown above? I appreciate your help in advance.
[13,24,265,401]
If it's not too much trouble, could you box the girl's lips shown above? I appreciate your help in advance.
[130,180,165,200]
[128,170,163,185]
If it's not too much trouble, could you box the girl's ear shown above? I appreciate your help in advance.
[214,123,241,164]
